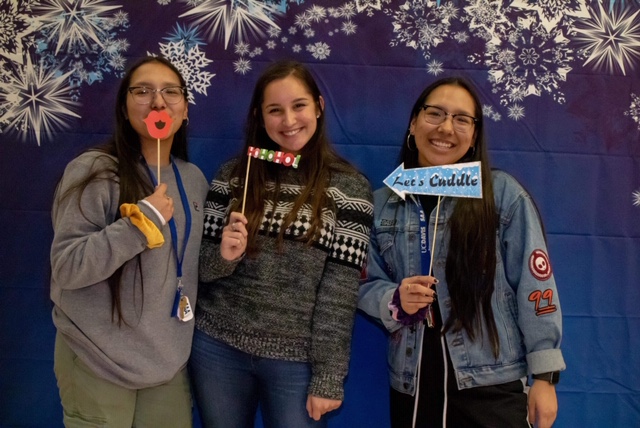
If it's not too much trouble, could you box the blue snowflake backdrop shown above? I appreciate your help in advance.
[1,1,639,427]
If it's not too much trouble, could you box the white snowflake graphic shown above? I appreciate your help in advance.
[179,0,283,49]
[27,0,129,89]
[384,0,459,60]
[510,0,590,32]
[267,26,281,38]
[338,3,357,19]
[453,31,469,43]
[294,12,313,29]
[356,0,382,13]
[0,2,42,65]
[155,41,214,104]
[633,190,640,206]
[341,21,357,36]
[307,5,327,23]
[427,59,444,75]
[624,93,640,130]
[468,14,573,109]
[572,3,640,76]
[234,41,251,56]
[462,0,509,43]
[306,41,331,60]
[483,104,502,122]
[183,0,208,6]
[0,57,80,146]
[233,58,251,75]
[33,0,122,56]
[508,104,525,120]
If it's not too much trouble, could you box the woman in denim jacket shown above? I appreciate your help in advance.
[358,77,565,428]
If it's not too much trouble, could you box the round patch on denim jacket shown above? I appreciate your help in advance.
[529,249,552,281]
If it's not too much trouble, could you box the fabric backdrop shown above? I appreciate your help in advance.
[1,1,639,427]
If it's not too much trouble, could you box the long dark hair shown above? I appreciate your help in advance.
[400,77,500,357]
[56,56,190,325]
[230,59,354,256]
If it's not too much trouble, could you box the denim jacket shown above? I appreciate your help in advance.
[358,170,565,395]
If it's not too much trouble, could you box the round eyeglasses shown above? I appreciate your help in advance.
[128,86,186,105]
[421,105,478,133]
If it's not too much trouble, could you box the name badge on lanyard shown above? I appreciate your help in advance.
[146,159,193,322]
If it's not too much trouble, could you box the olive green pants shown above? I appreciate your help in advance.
[54,332,192,428]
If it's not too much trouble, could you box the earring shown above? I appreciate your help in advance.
[406,133,416,151]
[184,117,190,126]
[316,114,320,119]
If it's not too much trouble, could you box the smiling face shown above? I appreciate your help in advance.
[125,61,188,147]
[409,84,477,167]
[261,75,323,155]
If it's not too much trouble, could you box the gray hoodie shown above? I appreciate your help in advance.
[50,151,208,389]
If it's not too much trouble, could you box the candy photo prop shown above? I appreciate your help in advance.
[143,110,173,182]
[247,146,301,168]
[241,146,302,215]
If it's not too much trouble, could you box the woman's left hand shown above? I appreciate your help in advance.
[306,395,342,421]
[528,379,558,428]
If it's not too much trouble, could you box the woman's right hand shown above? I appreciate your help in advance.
[399,276,438,315]
[221,211,248,261]
[144,183,174,222]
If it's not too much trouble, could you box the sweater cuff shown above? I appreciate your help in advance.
[120,203,164,249]
[388,285,428,326]
[139,199,167,225]
[307,372,344,401]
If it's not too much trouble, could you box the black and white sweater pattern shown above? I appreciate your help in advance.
[197,159,373,400]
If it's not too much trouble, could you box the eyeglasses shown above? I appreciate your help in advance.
[421,105,478,133]
[128,86,186,105]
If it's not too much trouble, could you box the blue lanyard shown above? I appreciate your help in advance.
[417,202,431,276]
[416,198,435,327]
[144,158,192,281]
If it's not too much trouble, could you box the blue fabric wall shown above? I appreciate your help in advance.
[1,1,639,427]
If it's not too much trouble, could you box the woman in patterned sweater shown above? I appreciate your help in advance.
[190,60,374,428]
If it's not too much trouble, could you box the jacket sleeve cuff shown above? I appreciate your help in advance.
[120,203,164,249]
[388,285,429,326]
[526,348,566,375]
[379,288,403,332]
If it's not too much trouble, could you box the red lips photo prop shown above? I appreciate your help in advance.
[143,110,173,139]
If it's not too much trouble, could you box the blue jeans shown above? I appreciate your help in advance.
[190,328,327,428]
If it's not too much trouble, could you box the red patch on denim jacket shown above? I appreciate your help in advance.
[529,249,552,281]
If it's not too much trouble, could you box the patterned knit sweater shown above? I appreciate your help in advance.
[196,158,373,400]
